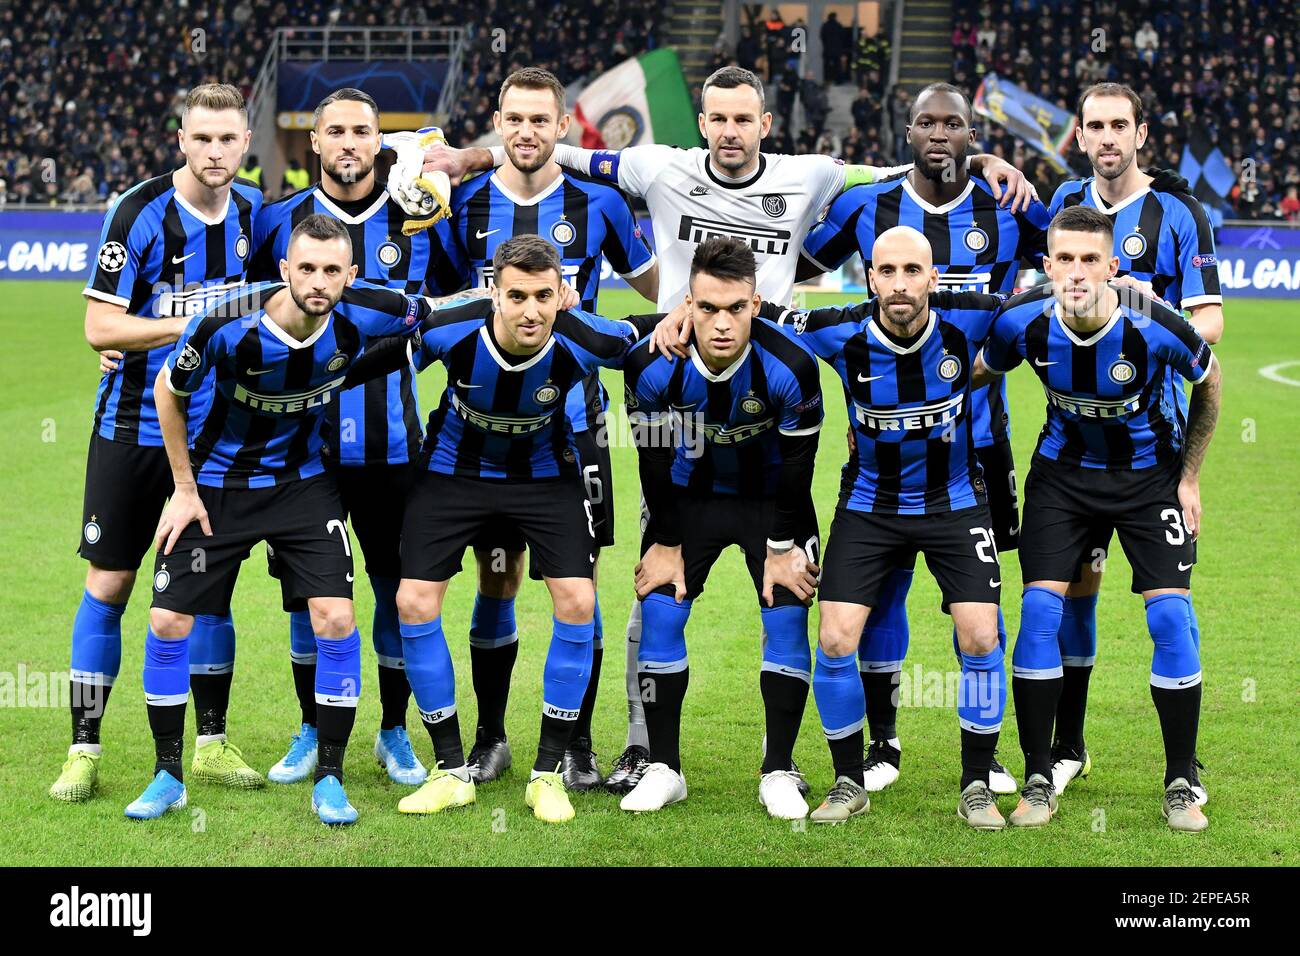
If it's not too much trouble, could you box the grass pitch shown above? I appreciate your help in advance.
[0,283,1296,866]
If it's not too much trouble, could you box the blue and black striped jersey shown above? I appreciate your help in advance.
[802,175,1050,450]
[83,173,262,446]
[445,170,655,308]
[442,169,655,438]
[248,184,467,467]
[162,281,427,488]
[1048,179,1222,312]
[981,285,1215,471]
[622,318,824,497]
[779,291,1003,515]
[412,299,646,480]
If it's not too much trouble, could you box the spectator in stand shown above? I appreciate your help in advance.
[821,11,850,84]
[953,20,977,50]
[801,69,830,135]
[777,68,799,128]
[888,85,912,163]
[851,87,880,133]
[1281,184,1300,221]
[764,9,788,81]
[1135,20,1159,62]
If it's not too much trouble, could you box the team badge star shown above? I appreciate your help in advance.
[90,514,97,522]
[160,563,167,570]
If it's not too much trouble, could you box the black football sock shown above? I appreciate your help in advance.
[471,640,518,741]
[760,671,808,773]
[190,672,232,738]
[639,667,688,772]
[377,663,411,730]
[861,669,900,742]
[70,681,112,746]
[147,703,186,781]
[828,728,865,785]
[314,702,356,784]
[1055,665,1093,753]
[534,714,576,774]
[291,659,317,728]
[1013,675,1062,782]
[960,727,997,790]
[420,711,465,770]
[1151,683,1201,786]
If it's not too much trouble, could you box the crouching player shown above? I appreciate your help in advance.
[780,226,1009,828]
[622,237,823,819]
[973,205,1221,832]
[391,236,657,823]
[135,214,442,824]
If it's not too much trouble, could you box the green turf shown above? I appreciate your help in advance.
[1,283,1296,866]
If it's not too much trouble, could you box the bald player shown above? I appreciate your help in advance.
[771,226,1011,828]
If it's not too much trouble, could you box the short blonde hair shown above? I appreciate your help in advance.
[182,84,247,124]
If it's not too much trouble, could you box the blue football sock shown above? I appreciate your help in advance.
[400,617,456,718]
[859,567,912,670]
[314,629,361,706]
[70,590,125,688]
[542,617,595,720]
[1058,594,1099,667]
[959,645,1006,734]
[189,612,235,676]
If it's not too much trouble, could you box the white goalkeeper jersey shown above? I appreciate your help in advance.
[541,144,903,311]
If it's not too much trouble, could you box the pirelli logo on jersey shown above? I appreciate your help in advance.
[854,393,964,432]
[153,280,248,318]
[677,216,791,256]
[451,392,557,436]
[1043,386,1143,419]
[233,377,347,414]
[935,272,993,294]
[680,415,775,446]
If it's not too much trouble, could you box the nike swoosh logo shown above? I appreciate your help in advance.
[206,666,225,672]
[324,697,350,704]
[475,228,500,239]
[1177,677,1198,686]
[245,367,274,376]
[456,380,482,389]
[989,578,1001,587]
[171,252,197,264]
[346,572,354,583]
[145,695,170,703]
[1033,358,1058,367]
[857,374,885,382]
[1178,562,1193,571]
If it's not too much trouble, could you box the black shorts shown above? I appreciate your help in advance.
[525,426,616,580]
[976,440,1020,551]
[820,504,1002,607]
[78,434,173,571]
[269,462,415,610]
[402,471,597,582]
[1019,456,1196,593]
[640,494,820,605]
[151,474,354,616]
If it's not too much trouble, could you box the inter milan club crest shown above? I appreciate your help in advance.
[550,219,576,247]
[741,392,765,415]
[377,240,402,267]
[1108,356,1137,385]
[83,516,101,544]
[235,234,249,260]
[534,383,561,405]
[762,194,787,218]
[154,565,170,592]
[937,352,962,382]
[963,227,989,253]
[326,351,349,372]
[1121,231,1147,259]
[97,241,127,272]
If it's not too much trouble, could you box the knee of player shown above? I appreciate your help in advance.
[956,625,999,656]
[1144,592,1193,646]
[149,608,193,639]
[308,599,356,639]
[396,581,440,623]
[817,627,860,659]
[87,565,136,605]
[550,582,596,624]
[475,549,525,598]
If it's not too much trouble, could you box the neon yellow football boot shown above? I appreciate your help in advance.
[525,771,575,823]
[191,739,266,789]
[50,748,101,802]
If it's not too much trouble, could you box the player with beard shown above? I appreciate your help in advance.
[53,84,263,804]
[423,69,658,791]
[413,66,1038,791]
[246,88,468,790]
[1046,84,1223,802]
[973,206,1221,832]
[795,82,1051,796]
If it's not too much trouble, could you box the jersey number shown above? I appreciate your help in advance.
[582,465,604,506]
[1160,508,1188,546]
[969,527,997,564]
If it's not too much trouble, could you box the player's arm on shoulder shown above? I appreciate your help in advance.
[972,308,1024,387]
[557,308,649,368]
[551,142,674,197]
[1170,194,1225,343]
[772,299,868,360]
[801,185,871,277]
[968,153,1037,213]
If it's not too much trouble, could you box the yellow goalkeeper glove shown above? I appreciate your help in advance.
[383,127,452,235]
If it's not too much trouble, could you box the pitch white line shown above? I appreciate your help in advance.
[1259,360,1300,388]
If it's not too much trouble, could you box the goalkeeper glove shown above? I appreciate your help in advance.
[382,127,452,235]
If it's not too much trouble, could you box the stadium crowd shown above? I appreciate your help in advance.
[0,0,660,205]
[3,0,1297,221]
